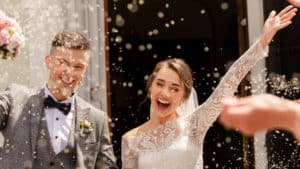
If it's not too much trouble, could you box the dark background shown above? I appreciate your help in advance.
[108,0,244,168]
[264,0,300,168]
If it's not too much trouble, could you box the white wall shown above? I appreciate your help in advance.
[247,0,268,169]
[0,0,66,89]
[0,0,108,111]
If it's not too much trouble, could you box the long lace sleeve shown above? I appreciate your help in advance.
[122,135,138,169]
[189,39,269,139]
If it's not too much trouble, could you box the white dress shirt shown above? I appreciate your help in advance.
[44,87,75,154]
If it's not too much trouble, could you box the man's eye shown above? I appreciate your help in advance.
[58,59,65,64]
[75,66,83,69]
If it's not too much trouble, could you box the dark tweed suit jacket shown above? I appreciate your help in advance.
[0,84,118,169]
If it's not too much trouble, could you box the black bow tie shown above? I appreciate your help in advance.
[43,96,71,115]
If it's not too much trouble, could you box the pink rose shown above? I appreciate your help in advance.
[0,19,10,31]
[7,39,19,52]
[0,30,9,45]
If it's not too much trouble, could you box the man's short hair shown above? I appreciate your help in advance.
[51,30,90,50]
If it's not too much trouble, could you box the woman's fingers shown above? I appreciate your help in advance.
[278,5,294,17]
[270,7,297,31]
[268,10,277,19]
[276,21,291,30]
[280,8,297,23]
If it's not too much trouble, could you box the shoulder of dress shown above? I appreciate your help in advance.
[123,127,140,139]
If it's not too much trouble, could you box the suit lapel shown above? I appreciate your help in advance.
[68,98,90,148]
[74,98,91,168]
[75,102,96,142]
[75,101,90,132]
[30,89,45,157]
[74,98,105,168]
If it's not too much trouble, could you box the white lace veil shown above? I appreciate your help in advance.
[176,87,199,115]
[150,87,199,116]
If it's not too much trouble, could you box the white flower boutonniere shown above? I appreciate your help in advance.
[79,119,95,136]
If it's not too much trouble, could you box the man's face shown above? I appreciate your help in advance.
[46,47,89,96]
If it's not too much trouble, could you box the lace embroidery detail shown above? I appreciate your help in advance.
[136,120,179,151]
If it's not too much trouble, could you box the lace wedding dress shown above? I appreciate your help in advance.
[122,40,268,169]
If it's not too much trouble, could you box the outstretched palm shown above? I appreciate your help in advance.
[261,5,297,48]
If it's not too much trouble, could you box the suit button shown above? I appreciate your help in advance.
[49,161,55,166]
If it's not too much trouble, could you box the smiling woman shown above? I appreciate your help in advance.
[149,64,187,121]
[146,59,192,122]
[121,48,269,168]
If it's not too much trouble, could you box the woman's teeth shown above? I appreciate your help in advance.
[157,99,170,107]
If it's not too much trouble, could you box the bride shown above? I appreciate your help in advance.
[121,6,297,169]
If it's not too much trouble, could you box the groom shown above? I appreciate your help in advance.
[0,30,118,169]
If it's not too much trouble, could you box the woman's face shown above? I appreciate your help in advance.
[149,66,185,118]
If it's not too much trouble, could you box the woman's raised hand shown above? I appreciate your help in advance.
[260,5,297,48]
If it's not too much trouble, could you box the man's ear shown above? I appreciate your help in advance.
[45,55,51,69]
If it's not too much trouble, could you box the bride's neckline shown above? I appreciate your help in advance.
[137,115,183,134]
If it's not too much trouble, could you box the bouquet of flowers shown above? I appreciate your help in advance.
[0,10,24,59]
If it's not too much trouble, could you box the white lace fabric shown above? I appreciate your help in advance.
[122,39,269,169]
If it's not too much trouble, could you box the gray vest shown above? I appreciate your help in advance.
[32,111,76,169]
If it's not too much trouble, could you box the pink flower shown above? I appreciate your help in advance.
[7,40,19,52]
[0,30,9,45]
[0,11,24,59]
[0,19,10,30]
[0,18,8,31]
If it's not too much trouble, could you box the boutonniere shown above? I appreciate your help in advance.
[79,119,95,136]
